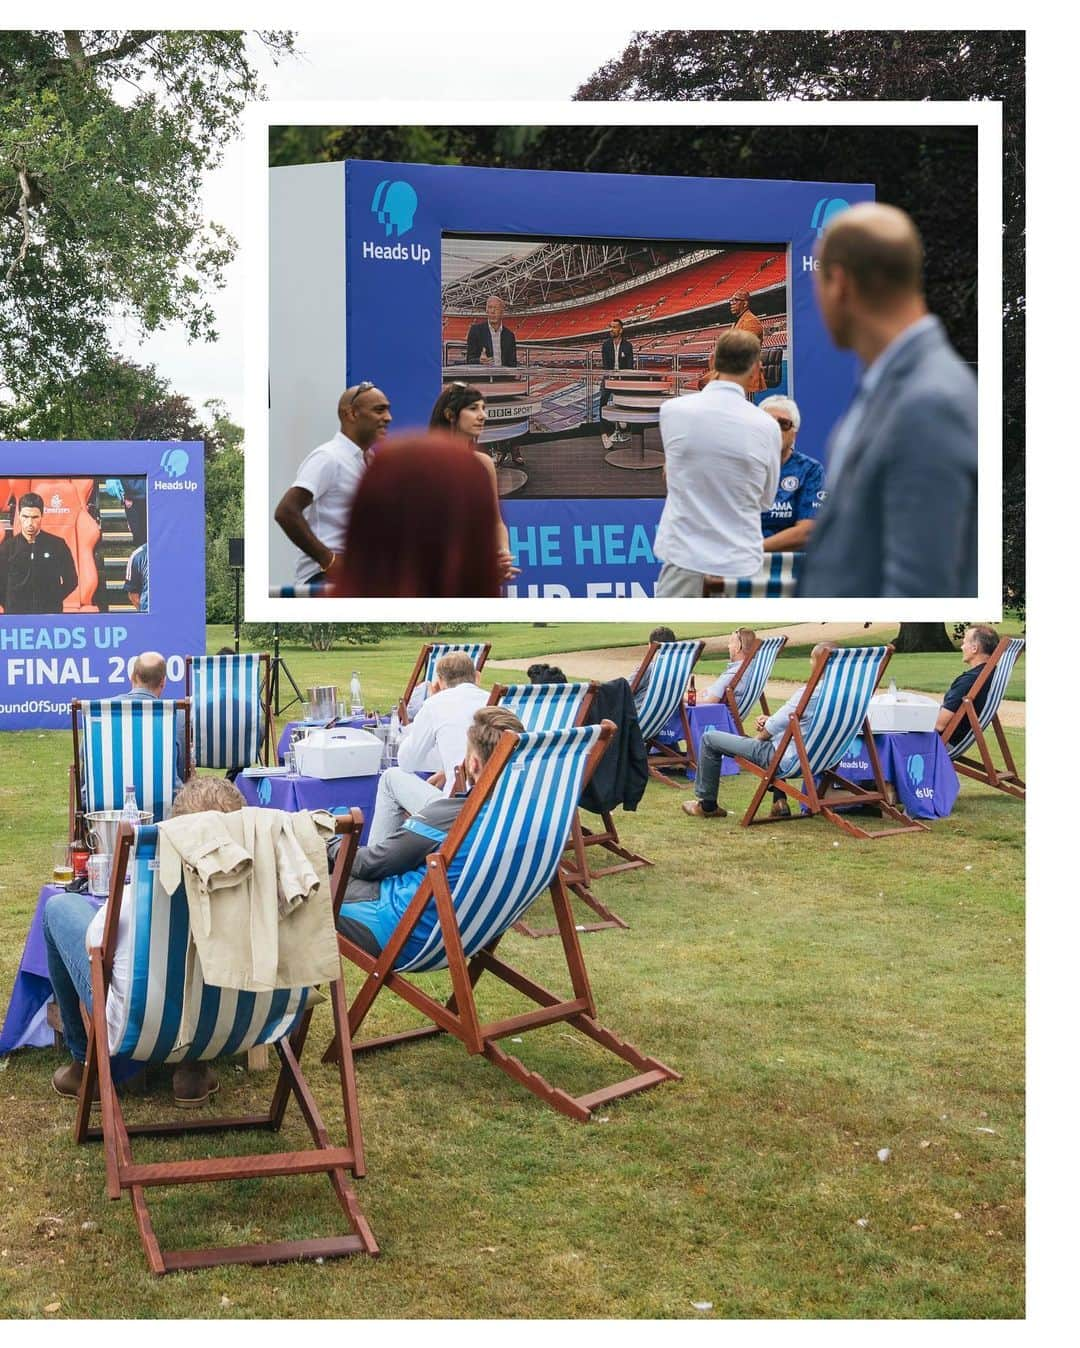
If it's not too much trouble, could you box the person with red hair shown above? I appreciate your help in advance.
[338,434,504,598]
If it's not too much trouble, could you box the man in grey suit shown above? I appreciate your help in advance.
[798,203,977,598]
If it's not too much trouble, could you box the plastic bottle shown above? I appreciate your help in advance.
[350,671,363,714]
[388,708,402,765]
[686,675,697,707]
[121,784,140,823]
[888,677,897,699]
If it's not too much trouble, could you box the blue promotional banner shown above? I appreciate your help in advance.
[502,498,660,598]
[0,442,205,730]
[835,730,959,820]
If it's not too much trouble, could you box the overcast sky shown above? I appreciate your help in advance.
[111,29,636,425]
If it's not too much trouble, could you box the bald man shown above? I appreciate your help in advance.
[729,291,767,395]
[799,203,977,598]
[274,383,393,585]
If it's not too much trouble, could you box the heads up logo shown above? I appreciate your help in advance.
[906,753,926,788]
[845,735,864,762]
[159,448,189,479]
[810,197,851,238]
[371,180,418,238]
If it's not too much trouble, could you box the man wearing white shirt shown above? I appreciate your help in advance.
[700,628,757,704]
[654,331,782,597]
[273,382,392,585]
[367,652,489,846]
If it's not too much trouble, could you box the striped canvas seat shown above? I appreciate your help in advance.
[395,724,604,974]
[633,640,703,742]
[187,653,267,769]
[495,682,592,732]
[423,643,489,683]
[331,720,680,1121]
[77,698,185,822]
[946,638,1025,760]
[781,646,889,779]
[702,552,803,598]
[114,825,312,1064]
[731,635,787,722]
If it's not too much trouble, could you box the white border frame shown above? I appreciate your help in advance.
[244,98,1002,623]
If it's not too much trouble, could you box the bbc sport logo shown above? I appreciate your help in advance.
[371,180,418,238]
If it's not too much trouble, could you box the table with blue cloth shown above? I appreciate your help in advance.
[654,702,741,779]
[234,770,381,840]
[0,884,99,1055]
[827,730,959,819]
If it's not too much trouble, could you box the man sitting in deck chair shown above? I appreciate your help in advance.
[682,643,829,820]
[124,650,188,788]
[935,624,997,747]
[630,626,677,707]
[44,776,245,1108]
[699,628,756,704]
[335,707,524,959]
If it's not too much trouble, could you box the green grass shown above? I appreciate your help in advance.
[0,640,1024,1318]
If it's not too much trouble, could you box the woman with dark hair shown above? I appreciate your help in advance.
[338,434,503,598]
[527,663,567,684]
[429,384,516,580]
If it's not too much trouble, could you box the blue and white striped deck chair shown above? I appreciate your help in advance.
[399,641,493,723]
[329,722,679,1121]
[186,653,273,769]
[487,681,627,937]
[630,639,705,784]
[72,698,190,836]
[73,811,378,1274]
[725,634,788,734]
[738,645,928,839]
[940,637,1025,799]
[703,552,803,598]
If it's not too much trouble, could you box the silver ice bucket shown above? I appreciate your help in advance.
[85,808,152,857]
[306,684,339,721]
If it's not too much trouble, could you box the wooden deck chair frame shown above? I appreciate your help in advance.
[938,637,1025,799]
[629,639,706,786]
[72,812,378,1274]
[184,652,276,769]
[398,641,493,724]
[485,681,630,938]
[69,697,193,848]
[736,645,929,841]
[722,634,789,735]
[325,723,680,1122]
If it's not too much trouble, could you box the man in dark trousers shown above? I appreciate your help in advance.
[0,492,78,614]
[600,318,635,449]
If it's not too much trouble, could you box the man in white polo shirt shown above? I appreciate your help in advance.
[653,331,781,597]
[273,382,392,585]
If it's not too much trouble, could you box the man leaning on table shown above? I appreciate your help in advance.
[682,644,830,821]
[365,650,488,847]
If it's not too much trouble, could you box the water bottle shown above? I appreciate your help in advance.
[388,708,401,766]
[888,677,897,699]
[121,784,140,824]
[350,670,363,716]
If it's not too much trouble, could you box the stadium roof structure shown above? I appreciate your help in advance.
[442,240,718,313]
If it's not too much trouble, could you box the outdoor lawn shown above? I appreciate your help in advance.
[0,625,1024,1318]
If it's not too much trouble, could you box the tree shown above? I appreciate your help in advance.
[892,623,956,654]
[0,30,294,396]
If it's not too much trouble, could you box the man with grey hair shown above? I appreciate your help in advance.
[682,643,832,820]
[466,295,517,368]
[799,201,977,597]
[124,649,187,785]
[274,382,393,585]
[371,650,488,845]
[654,329,781,596]
[936,624,999,747]
[758,395,827,553]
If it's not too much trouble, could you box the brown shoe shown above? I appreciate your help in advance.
[52,1061,98,1102]
[770,798,792,819]
[172,1061,220,1109]
[681,799,727,819]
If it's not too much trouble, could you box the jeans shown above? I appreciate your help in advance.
[695,730,777,806]
[42,893,96,1063]
[368,767,441,848]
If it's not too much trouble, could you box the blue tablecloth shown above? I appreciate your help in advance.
[0,884,103,1055]
[832,730,959,819]
[235,770,380,839]
[655,703,740,778]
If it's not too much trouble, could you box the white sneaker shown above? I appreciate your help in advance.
[601,433,613,450]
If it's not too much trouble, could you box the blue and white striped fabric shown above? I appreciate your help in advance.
[190,655,264,769]
[396,724,604,975]
[80,699,182,822]
[270,584,330,598]
[424,643,489,683]
[496,683,590,731]
[730,552,802,599]
[947,638,1025,760]
[733,636,786,721]
[634,641,702,742]
[113,826,311,1063]
[786,647,889,779]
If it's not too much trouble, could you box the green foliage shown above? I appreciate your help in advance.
[0,30,294,395]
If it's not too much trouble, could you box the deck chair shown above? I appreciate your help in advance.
[185,653,275,770]
[487,681,628,938]
[72,812,378,1274]
[723,634,788,734]
[736,645,929,840]
[939,637,1025,799]
[399,641,493,724]
[701,552,802,598]
[326,723,680,1122]
[70,697,191,846]
[629,639,705,785]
